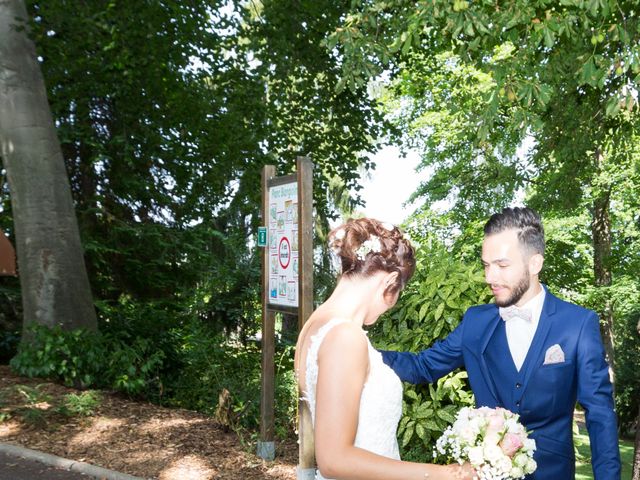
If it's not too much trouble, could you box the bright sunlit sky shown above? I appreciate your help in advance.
[354,145,428,226]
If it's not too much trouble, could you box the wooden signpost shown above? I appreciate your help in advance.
[258,157,314,480]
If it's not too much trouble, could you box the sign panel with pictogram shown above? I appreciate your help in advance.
[267,180,298,308]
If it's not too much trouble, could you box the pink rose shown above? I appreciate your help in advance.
[500,432,524,457]
[486,413,505,435]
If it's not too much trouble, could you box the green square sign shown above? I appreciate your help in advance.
[257,226,268,247]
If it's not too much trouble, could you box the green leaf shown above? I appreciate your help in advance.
[402,421,415,446]
[605,96,621,117]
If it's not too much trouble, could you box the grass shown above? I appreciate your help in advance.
[575,426,634,479]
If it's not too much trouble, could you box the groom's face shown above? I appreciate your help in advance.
[481,229,532,307]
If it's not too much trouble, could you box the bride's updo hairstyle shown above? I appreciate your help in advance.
[328,218,416,297]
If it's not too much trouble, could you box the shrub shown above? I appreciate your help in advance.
[9,317,298,439]
[10,325,164,396]
[161,319,297,438]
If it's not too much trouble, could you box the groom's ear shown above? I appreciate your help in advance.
[528,253,544,276]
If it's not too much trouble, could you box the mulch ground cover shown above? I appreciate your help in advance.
[0,365,297,480]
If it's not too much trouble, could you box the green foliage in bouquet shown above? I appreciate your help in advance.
[369,241,492,461]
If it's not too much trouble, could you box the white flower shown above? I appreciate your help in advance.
[523,438,536,453]
[510,466,525,478]
[334,228,346,240]
[513,452,529,467]
[460,425,479,444]
[435,406,536,480]
[524,458,537,474]
[355,236,382,260]
[505,417,524,434]
[469,415,487,433]
[483,444,504,465]
[496,456,513,474]
[467,446,484,466]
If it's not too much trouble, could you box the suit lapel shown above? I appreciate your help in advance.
[520,286,557,389]
[479,309,502,402]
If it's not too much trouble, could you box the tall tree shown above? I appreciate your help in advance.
[0,0,97,333]
[14,0,386,337]
[331,0,640,372]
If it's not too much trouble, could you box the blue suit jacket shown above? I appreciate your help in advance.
[381,288,621,480]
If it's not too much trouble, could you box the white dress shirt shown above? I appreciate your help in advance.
[503,286,546,371]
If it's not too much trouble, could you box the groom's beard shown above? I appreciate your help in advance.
[494,271,530,307]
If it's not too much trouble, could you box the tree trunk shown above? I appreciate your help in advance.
[0,0,97,333]
[591,149,614,382]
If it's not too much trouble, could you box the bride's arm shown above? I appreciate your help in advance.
[315,323,472,480]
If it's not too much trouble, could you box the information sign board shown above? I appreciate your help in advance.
[267,180,298,308]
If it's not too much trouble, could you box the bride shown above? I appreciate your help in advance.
[295,218,472,480]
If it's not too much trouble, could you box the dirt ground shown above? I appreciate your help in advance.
[0,365,297,480]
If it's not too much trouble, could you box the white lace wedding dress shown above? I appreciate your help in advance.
[302,318,404,480]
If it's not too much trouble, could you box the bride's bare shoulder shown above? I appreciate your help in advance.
[296,315,365,358]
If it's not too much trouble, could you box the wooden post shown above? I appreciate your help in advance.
[296,156,315,479]
[258,159,314,470]
[258,165,277,461]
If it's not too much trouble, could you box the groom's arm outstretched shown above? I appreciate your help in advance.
[380,317,465,384]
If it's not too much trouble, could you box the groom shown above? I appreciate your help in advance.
[382,207,621,479]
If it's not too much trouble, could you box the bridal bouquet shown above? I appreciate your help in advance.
[435,406,537,479]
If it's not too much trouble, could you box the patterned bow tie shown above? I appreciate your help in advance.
[500,305,532,322]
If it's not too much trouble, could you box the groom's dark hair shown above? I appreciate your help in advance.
[484,207,545,255]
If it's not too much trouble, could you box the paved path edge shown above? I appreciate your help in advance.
[0,442,147,480]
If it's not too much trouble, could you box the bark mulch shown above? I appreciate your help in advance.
[0,365,297,480]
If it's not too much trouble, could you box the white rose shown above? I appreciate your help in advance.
[510,466,525,478]
[467,446,485,466]
[460,426,478,444]
[483,431,501,447]
[496,456,513,474]
[513,452,529,467]
[525,457,537,474]
[505,418,524,434]
[470,415,486,432]
[483,444,504,465]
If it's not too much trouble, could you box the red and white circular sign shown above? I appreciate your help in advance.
[278,237,291,269]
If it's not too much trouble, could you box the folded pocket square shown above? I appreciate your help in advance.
[544,344,565,365]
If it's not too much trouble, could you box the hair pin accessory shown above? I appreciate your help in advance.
[356,236,382,261]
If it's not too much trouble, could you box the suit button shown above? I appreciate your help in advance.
[516,401,520,407]
[516,383,521,388]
